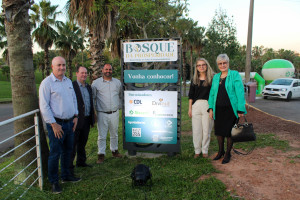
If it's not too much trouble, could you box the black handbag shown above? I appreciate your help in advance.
[231,116,256,143]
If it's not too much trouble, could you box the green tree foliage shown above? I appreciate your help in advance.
[118,0,187,39]
[202,7,240,70]
[72,50,91,68]
[1,65,10,80]
[108,0,187,60]
[67,0,118,80]
[55,21,85,79]
[31,0,61,76]
[33,51,44,70]
[0,15,8,64]
[171,17,205,95]
[72,50,92,82]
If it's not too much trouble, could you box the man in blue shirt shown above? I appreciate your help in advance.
[70,66,95,171]
[39,56,81,194]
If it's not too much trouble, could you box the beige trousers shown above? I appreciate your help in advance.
[192,100,213,154]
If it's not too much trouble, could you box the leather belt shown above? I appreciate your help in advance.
[55,117,73,123]
[101,110,117,114]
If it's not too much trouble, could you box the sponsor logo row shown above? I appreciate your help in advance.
[128,98,170,106]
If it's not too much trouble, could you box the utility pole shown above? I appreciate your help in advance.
[245,0,254,83]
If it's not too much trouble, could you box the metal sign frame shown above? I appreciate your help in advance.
[121,38,182,156]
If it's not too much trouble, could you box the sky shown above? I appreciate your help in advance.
[187,0,300,53]
[1,0,300,53]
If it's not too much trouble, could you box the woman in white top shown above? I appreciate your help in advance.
[188,58,214,158]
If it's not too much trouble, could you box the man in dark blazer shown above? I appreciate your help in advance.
[70,66,95,171]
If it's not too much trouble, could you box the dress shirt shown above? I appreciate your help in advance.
[77,80,91,116]
[91,77,122,112]
[39,73,78,124]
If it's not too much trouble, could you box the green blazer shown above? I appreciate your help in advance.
[208,69,247,119]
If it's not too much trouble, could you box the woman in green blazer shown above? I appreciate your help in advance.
[208,54,247,164]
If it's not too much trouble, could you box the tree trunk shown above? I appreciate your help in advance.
[142,26,148,39]
[89,30,105,81]
[44,46,50,76]
[41,67,45,79]
[68,53,73,80]
[3,0,49,185]
[81,49,84,65]
[190,46,193,82]
[182,51,187,97]
[245,0,254,83]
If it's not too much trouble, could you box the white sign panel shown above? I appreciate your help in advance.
[124,90,178,144]
[123,41,178,63]
[124,91,178,118]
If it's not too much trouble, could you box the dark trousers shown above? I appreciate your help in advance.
[46,121,74,184]
[70,117,91,168]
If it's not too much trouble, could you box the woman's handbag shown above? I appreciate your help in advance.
[231,116,256,143]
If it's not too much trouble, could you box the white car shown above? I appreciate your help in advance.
[262,78,300,101]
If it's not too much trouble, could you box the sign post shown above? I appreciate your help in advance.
[121,38,182,156]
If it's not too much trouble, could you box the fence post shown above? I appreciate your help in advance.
[34,113,43,190]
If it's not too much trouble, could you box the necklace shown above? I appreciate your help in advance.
[219,77,226,85]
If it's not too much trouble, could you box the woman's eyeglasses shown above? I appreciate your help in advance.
[217,62,228,66]
[196,64,207,67]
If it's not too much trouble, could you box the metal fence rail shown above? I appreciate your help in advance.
[0,109,43,200]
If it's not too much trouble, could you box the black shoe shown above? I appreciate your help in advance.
[61,176,81,183]
[70,169,75,177]
[76,163,92,168]
[213,151,225,160]
[222,154,231,164]
[51,182,62,194]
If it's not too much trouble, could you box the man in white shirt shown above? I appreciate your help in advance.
[92,64,122,164]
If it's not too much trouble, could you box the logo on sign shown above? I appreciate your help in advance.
[166,120,173,128]
[152,98,170,107]
[129,99,142,105]
[125,42,176,54]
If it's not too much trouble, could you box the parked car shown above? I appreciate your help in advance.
[181,80,191,85]
[262,78,300,101]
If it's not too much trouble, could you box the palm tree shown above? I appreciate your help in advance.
[55,21,85,80]
[30,0,61,76]
[172,18,194,96]
[33,51,46,79]
[2,0,49,184]
[67,0,118,80]
[186,23,206,82]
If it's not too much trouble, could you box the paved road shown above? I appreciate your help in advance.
[248,97,300,123]
[0,103,14,152]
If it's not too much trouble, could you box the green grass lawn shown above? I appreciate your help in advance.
[0,81,12,99]
[0,97,291,200]
[0,70,42,102]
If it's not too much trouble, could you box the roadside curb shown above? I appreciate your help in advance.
[247,104,300,125]
[0,101,12,104]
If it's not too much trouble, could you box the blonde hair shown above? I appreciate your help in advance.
[192,58,214,86]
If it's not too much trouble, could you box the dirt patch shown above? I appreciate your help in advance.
[209,106,300,200]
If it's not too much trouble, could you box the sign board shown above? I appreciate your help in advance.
[124,91,178,144]
[123,41,178,62]
[121,38,182,155]
[124,70,178,83]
